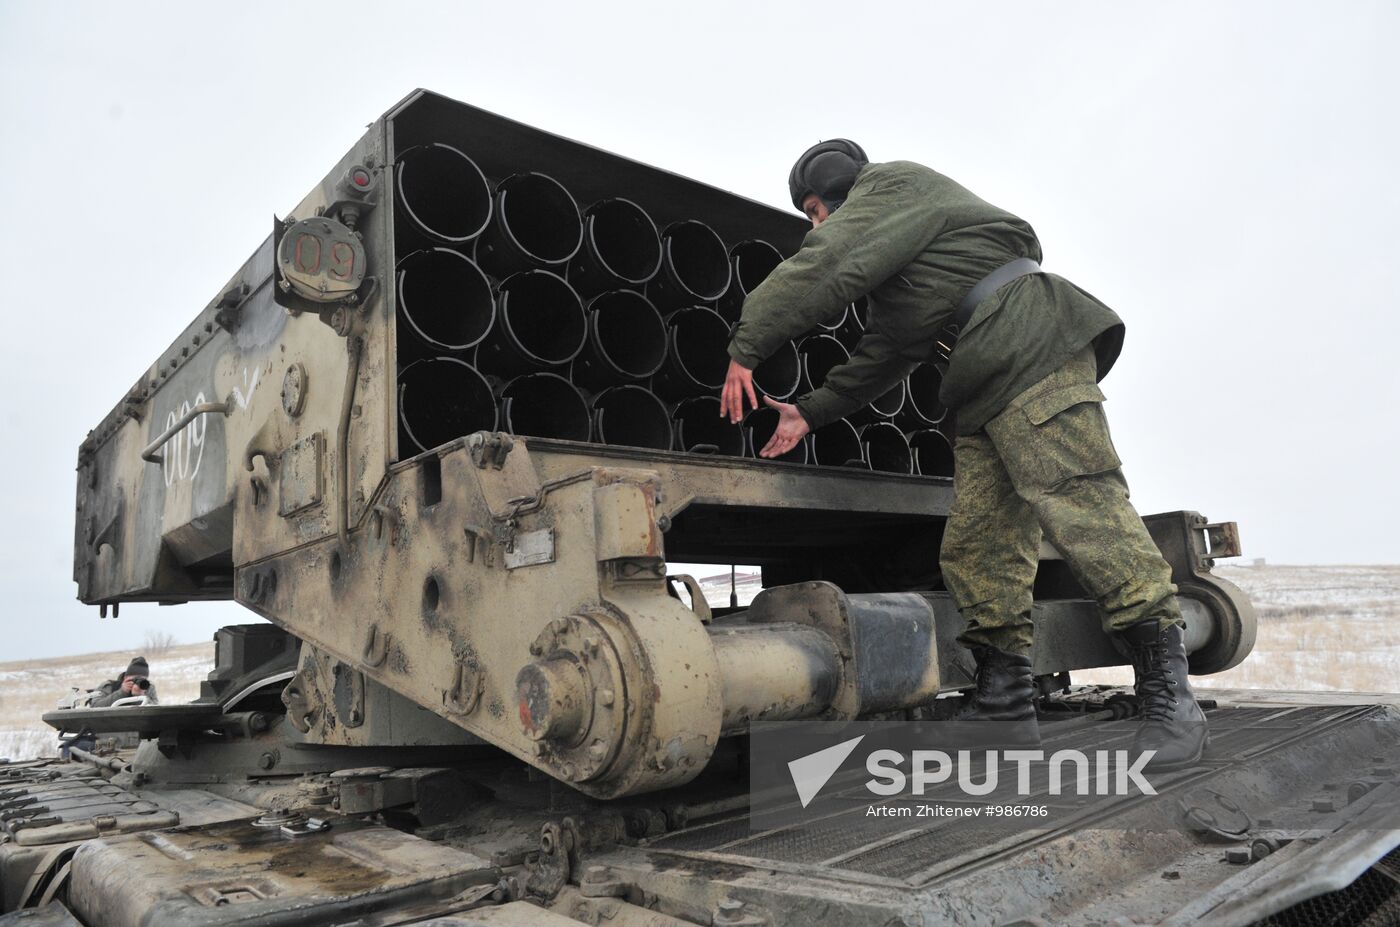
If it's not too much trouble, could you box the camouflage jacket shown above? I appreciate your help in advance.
[727,160,1125,434]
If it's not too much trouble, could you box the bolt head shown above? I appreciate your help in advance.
[599,688,615,707]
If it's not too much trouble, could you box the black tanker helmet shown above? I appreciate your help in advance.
[788,139,869,214]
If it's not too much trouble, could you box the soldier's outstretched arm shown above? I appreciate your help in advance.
[796,327,921,430]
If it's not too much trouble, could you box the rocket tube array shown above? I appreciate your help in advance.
[392,145,956,473]
[717,239,784,323]
[396,248,495,355]
[395,143,492,246]
[750,338,800,402]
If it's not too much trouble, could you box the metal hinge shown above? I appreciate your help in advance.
[1200,520,1242,563]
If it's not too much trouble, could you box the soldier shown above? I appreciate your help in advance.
[720,141,1207,769]
[87,655,159,707]
[58,656,158,758]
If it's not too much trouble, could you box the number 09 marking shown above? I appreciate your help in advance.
[329,241,355,281]
[293,233,322,274]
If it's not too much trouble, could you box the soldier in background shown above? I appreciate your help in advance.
[720,141,1207,769]
[87,655,159,707]
[58,656,158,758]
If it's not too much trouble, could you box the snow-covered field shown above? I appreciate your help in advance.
[3,564,1396,760]
[1078,563,1400,691]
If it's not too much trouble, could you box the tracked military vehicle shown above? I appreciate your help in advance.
[4,89,1397,926]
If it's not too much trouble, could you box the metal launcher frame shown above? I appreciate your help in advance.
[71,90,1255,799]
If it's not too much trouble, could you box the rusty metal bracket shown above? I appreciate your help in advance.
[526,818,581,900]
[1145,511,1243,576]
[1203,521,1242,562]
[468,432,514,470]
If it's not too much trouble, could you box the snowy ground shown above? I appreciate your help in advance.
[1077,563,1400,691]
[3,564,1396,760]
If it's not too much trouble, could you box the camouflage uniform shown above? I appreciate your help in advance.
[731,160,1180,656]
[940,346,1182,655]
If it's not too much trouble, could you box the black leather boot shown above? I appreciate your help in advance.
[953,645,1040,744]
[1120,621,1209,770]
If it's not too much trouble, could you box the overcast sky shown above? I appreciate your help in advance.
[1,1,1396,662]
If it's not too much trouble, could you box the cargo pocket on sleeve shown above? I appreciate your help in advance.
[1021,383,1105,425]
[992,382,1122,495]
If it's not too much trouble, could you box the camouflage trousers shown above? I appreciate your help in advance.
[940,346,1182,656]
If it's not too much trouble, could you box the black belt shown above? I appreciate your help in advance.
[953,258,1042,329]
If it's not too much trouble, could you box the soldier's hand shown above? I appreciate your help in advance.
[758,396,810,458]
[720,360,758,423]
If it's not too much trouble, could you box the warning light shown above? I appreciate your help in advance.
[341,164,377,198]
